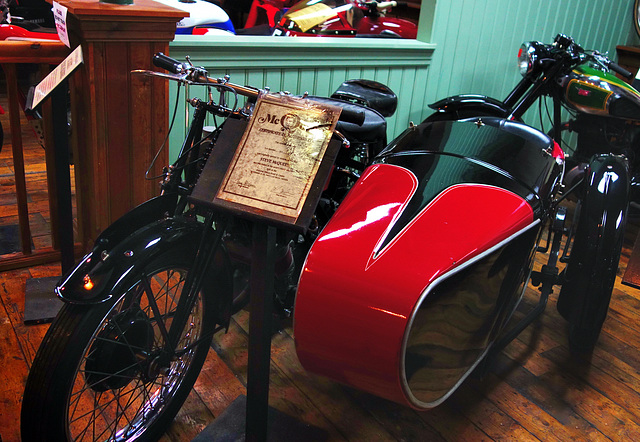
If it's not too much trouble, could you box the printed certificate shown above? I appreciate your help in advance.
[216,94,341,221]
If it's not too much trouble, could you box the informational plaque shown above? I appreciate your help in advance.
[190,93,343,231]
[28,45,83,110]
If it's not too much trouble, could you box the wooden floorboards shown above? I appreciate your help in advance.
[6,252,640,442]
[3,96,640,441]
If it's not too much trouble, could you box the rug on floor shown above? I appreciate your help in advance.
[0,224,24,255]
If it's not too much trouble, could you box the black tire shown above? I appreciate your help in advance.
[635,0,640,40]
[558,160,628,353]
[21,243,216,441]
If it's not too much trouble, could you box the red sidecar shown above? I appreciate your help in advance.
[294,117,565,409]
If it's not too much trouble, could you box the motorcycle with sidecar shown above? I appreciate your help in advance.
[19,34,638,439]
[294,33,637,408]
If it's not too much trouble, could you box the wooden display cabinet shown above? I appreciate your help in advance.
[59,0,185,247]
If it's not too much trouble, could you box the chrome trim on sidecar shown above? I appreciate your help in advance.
[399,218,541,409]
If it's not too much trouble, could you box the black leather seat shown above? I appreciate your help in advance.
[331,79,398,118]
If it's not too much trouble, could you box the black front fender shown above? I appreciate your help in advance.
[583,154,630,225]
[56,217,230,306]
[93,193,179,250]
[557,153,630,316]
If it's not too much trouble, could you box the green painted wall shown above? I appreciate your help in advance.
[166,0,637,159]
[422,0,639,122]
[168,36,434,159]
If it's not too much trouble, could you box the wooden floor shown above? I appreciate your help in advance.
[3,99,640,441]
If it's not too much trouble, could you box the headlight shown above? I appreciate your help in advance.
[518,42,538,77]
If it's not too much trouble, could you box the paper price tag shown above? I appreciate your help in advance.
[52,2,70,48]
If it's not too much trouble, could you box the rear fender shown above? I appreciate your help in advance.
[56,217,232,317]
[426,94,511,121]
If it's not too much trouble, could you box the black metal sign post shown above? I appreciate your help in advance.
[51,80,75,274]
[189,95,342,441]
[22,81,75,324]
[23,47,83,324]
[245,222,276,441]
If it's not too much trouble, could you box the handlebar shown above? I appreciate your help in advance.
[608,61,633,81]
[372,1,399,9]
[365,1,406,13]
[591,52,633,81]
[140,52,365,126]
[551,34,633,81]
[153,53,189,74]
[149,52,261,100]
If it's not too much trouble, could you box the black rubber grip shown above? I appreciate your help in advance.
[339,107,365,126]
[609,61,633,80]
[153,52,186,74]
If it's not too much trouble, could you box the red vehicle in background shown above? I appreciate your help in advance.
[0,2,59,152]
[252,0,418,38]
[245,0,297,28]
[0,0,58,41]
[0,19,57,41]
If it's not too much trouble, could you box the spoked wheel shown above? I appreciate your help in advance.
[558,155,629,353]
[21,245,218,441]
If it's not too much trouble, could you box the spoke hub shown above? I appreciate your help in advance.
[84,305,155,392]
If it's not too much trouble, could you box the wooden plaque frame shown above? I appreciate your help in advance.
[190,94,342,232]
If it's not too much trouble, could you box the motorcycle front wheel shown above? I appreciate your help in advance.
[21,245,216,441]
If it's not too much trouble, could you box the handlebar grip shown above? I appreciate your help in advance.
[153,52,187,74]
[339,108,365,126]
[609,61,633,80]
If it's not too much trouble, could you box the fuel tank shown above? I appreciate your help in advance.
[294,118,564,409]
[564,64,640,120]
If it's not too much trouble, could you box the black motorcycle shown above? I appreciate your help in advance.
[19,53,394,441]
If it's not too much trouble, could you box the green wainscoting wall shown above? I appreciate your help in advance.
[167,35,435,160]
[423,0,639,122]
[166,0,638,160]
